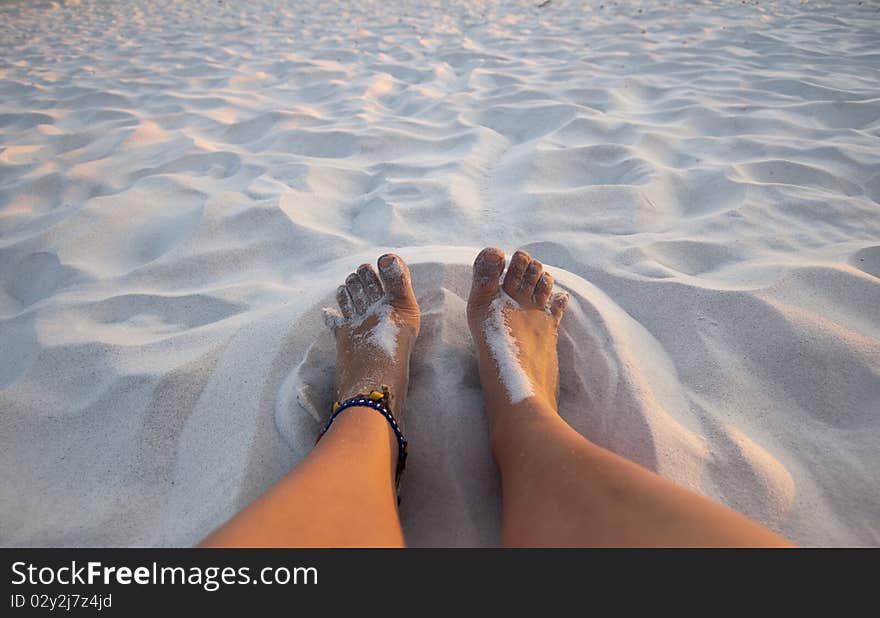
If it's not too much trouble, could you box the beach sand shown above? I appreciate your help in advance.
[1,0,878,546]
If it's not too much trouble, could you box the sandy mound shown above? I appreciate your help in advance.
[276,247,796,546]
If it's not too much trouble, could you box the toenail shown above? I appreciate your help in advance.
[378,254,395,269]
[482,251,503,263]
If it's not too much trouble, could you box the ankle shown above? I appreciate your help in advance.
[488,396,562,458]
[322,405,398,453]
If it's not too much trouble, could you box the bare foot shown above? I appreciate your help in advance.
[466,247,569,426]
[326,254,420,420]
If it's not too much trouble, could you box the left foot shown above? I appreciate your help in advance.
[326,254,421,420]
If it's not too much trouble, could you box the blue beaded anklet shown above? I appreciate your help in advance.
[318,389,408,492]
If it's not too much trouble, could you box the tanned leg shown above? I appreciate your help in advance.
[200,254,420,547]
[466,247,793,548]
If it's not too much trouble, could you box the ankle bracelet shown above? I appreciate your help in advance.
[317,387,408,494]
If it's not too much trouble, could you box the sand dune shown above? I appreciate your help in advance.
[1,0,879,546]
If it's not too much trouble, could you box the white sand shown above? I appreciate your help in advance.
[483,294,536,404]
[325,301,401,359]
[363,304,401,359]
[1,0,879,547]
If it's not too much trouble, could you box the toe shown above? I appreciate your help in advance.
[357,263,384,304]
[549,291,570,321]
[377,253,417,309]
[469,247,506,306]
[502,250,530,298]
[336,285,355,320]
[533,272,554,307]
[345,273,368,314]
[519,259,543,299]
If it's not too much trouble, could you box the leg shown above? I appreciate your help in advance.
[467,247,793,547]
[200,254,420,547]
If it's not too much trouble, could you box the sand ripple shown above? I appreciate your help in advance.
[1,0,878,546]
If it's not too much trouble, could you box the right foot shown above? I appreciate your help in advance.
[466,247,570,425]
